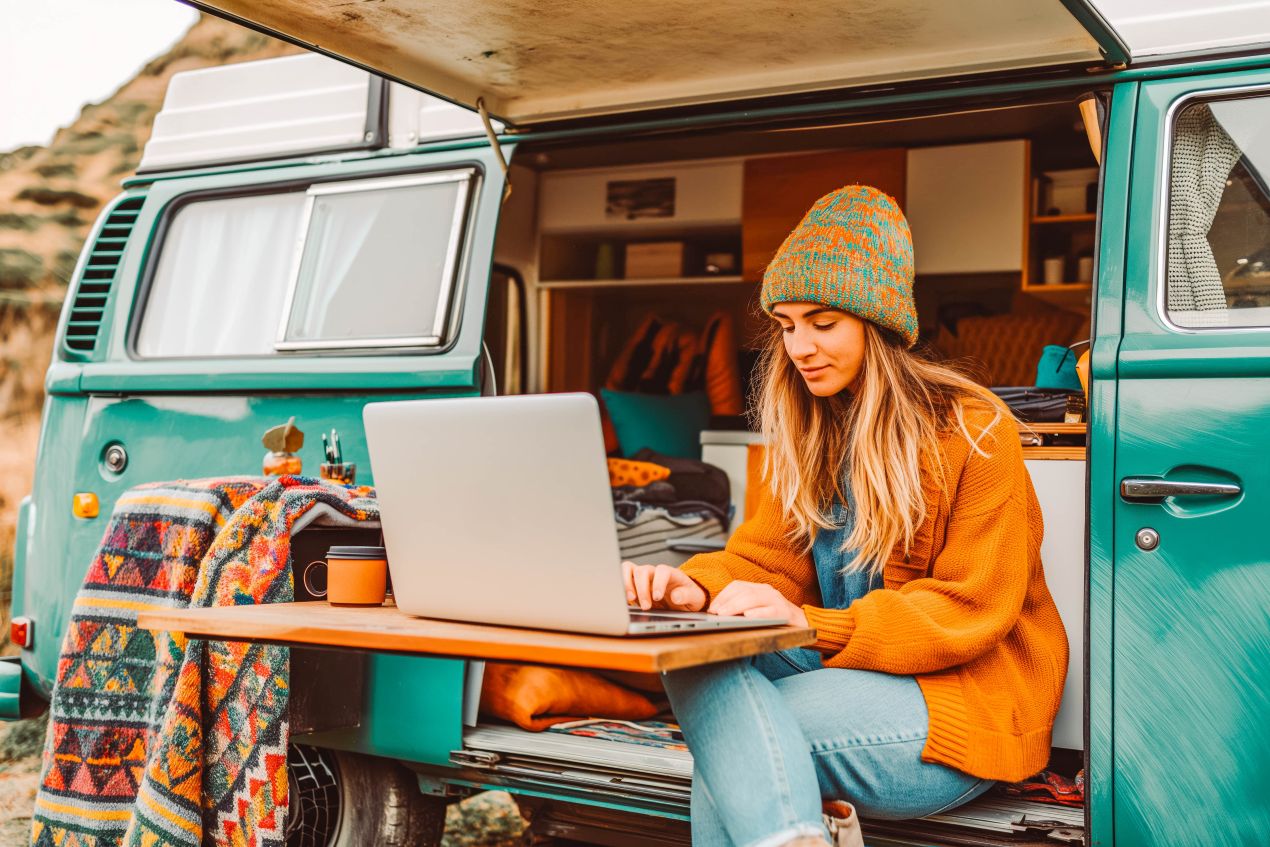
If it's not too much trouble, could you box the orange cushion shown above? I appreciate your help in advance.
[478,662,660,731]
[607,458,673,488]
[700,312,744,415]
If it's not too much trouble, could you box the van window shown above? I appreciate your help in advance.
[1165,98,1270,329]
[135,169,474,357]
[136,191,307,357]
[278,171,473,350]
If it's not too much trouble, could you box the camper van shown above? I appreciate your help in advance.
[5,2,1269,845]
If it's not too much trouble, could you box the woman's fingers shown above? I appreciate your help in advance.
[622,562,705,611]
[651,565,673,604]
[632,565,655,610]
[709,581,784,618]
[621,560,637,604]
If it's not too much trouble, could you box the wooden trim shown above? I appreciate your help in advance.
[1021,138,1032,287]
[136,602,817,674]
[1031,213,1097,224]
[1022,446,1086,461]
[1019,422,1087,435]
[539,275,744,289]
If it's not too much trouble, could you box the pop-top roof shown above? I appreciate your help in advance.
[138,53,499,173]
[183,0,1110,126]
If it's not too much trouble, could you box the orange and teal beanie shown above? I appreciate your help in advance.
[760,184,918,347]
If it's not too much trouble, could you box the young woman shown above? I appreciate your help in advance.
[622,185,1069,847]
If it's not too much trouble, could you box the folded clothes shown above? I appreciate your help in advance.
[546,719,689,752]
[1000,768,1085,807]
[478,663,660,731]
[614,503,728,562]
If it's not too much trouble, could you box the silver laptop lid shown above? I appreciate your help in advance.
[364,393,633,635]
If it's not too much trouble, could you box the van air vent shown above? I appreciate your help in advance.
[62,195,145,359]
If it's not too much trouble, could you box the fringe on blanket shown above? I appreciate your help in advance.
[30,476,378,847]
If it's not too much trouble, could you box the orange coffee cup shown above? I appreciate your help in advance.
[304,545,388,606]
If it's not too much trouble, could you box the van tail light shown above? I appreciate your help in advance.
[10,617,32,649]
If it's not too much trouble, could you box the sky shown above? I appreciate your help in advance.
[0,0,199,152]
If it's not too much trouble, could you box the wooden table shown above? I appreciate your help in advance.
[136,602,817,673]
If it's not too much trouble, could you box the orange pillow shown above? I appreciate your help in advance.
[700,312,744,415]
[607,458,672,488]
[478,662,660,731]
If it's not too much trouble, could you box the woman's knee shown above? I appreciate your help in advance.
[812,738,993,820]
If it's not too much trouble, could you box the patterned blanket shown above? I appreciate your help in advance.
[31,476,378,847]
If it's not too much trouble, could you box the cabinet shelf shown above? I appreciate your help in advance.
[1031,213,1096,224]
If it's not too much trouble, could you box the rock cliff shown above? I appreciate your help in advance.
[0,14,299,649]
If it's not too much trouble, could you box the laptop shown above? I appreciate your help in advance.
[363,393,787,636]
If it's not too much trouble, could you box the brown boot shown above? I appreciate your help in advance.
[821,800,863,847]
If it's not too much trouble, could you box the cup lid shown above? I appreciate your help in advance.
[327,545,387,559]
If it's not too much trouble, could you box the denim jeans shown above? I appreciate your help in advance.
[663,648,993,847]
[662,498,993,846]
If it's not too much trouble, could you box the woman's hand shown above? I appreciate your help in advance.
[622,561,707,612]
[708,580,808,627]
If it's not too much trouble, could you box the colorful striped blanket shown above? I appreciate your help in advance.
[31,476,378,847]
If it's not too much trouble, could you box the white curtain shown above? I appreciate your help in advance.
[137,192,305,356]
[285,193,378,341]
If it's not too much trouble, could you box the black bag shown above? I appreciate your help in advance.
[990,387,1079,423]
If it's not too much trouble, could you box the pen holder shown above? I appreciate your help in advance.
[320,462,357,485]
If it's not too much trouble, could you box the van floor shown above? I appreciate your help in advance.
[461,725,1084,846]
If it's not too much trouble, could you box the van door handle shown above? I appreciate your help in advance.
[1119,478,1242,502]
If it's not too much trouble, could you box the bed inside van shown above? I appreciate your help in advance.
[466,93,1098,846]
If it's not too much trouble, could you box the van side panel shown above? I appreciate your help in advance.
[294,654,465,766]
[17,395,90,695]
[19,392,478,696]
[1087,80,1139,847]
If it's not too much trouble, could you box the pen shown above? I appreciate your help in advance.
[333,430,343,464]
[322,433,333,464]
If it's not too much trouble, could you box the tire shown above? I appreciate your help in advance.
[286,744,448,847]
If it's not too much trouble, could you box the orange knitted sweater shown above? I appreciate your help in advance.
[679,404,1069,783]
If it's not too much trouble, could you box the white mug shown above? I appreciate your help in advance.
[1042,257,1066,285]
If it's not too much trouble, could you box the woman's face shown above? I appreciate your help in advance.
[771,302,867,397]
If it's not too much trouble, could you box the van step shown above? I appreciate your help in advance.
[464,724,692,780]
[460,724,1084,844]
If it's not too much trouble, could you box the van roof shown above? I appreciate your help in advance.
[180,1,1270,126]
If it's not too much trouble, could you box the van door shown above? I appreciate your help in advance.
[1114,70,1270,845]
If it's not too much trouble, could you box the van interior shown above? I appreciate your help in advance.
[465,91,1101,846]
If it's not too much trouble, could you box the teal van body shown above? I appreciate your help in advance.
[7,11,1270,844]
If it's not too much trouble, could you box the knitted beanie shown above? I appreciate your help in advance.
[760,184,918,347]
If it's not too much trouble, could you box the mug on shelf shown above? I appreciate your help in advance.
[301,545,388,606]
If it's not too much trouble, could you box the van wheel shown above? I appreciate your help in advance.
[286,744,448,847]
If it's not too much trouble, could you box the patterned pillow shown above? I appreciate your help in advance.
[607,457,672,488]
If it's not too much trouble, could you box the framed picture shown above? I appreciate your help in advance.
[606,177,676,221]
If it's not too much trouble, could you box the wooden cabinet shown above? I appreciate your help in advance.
[904,139,1029,275]
[741,148,906,282]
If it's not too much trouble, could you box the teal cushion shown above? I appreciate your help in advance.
[601,389,711,459]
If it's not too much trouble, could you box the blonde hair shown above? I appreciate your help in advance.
[755,322,1001,575]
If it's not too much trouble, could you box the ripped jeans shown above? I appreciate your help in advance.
[662,646,993,847]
